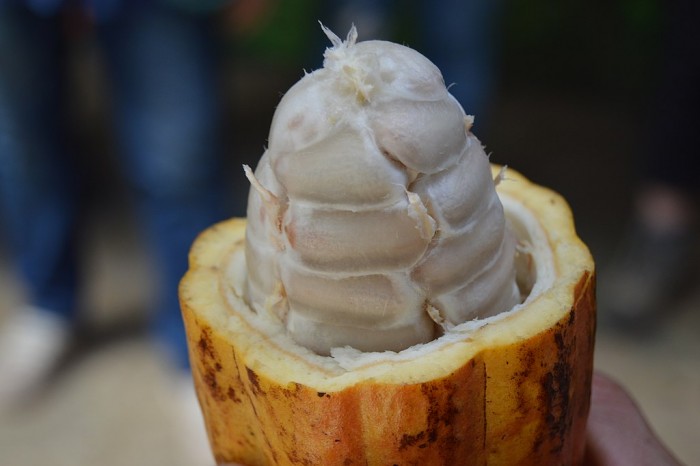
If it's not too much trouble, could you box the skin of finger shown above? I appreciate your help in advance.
[584,372,682,466]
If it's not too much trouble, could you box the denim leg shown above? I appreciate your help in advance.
[98,4,229,368]
[0,6,79,320]
[419,0,504,125]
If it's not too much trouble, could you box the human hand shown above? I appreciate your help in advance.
[584,371,683,465]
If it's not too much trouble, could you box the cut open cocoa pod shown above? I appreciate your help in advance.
[179,165,595,466]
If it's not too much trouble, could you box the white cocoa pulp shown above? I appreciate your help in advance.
[243,26,520,355]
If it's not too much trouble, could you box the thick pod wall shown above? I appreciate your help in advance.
[179,167,596,466]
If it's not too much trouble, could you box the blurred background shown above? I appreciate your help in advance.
[0,0,698,465]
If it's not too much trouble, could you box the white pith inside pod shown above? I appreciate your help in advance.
[196,171,559,385]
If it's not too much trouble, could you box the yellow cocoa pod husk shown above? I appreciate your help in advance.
[179,166,596,466]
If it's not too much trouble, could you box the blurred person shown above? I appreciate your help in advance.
[0,0,231,446]
[324,0,504,129]
[602,0,699,332]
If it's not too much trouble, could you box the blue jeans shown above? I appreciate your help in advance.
[0,3,229,368]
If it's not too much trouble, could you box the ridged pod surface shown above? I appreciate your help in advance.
[179,166,596,466]
[243,27,520,355]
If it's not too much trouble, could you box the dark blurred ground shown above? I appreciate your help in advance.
[1,1,698,464]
